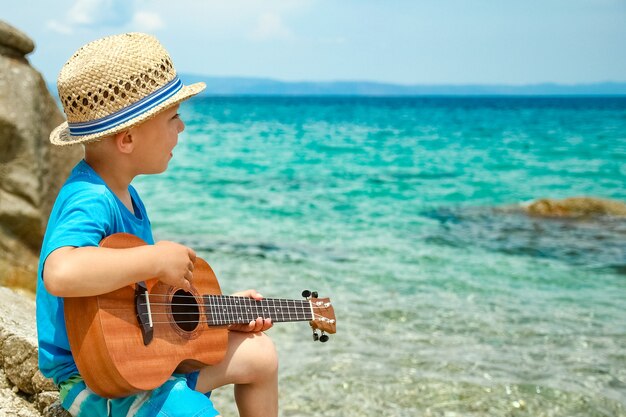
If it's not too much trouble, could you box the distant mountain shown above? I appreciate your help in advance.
[47,76,626,97]
[180,74,626,96]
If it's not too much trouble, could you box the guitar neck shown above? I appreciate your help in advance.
[203,295,313,326]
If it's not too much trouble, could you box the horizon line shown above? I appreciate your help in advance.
[179,74,626,88]
[45,75,626,98]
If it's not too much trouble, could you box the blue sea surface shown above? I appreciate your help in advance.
[135,96,626,416]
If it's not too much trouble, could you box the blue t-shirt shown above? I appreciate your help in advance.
[36,160,153,385]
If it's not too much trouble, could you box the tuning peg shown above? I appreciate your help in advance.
[312,331,319,341]
[319,333,329,343]
[311,291,318,298]
[302,290,311,298]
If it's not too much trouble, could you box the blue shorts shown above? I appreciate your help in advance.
[60,373,219,417]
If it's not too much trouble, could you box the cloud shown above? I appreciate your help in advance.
[132,11,165,31]
[46,0,134,34]
[46,20,73,35]
[250,12,294,41]
[69,0,133,26]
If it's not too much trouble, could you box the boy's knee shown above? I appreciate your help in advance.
[252,332,279,375]
[239,332,278,380]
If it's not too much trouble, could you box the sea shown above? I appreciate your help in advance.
[133,96,626,417]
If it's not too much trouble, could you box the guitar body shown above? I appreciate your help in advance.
[64,233,229,398]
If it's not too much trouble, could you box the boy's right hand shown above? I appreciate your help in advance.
[153,241,196,291]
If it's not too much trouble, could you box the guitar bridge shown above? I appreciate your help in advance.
[135,281,154,346]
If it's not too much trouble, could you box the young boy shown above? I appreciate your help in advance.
[36,33,278,417]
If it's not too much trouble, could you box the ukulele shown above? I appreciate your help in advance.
[64,233,336,398]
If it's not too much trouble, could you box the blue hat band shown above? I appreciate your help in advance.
[67,76,183,136]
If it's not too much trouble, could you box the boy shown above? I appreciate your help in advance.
[36,32,278,417]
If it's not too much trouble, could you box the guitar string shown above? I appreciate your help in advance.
[132,295,331,325]
[135,296,325,306]
[135,303,326,314]
[136,303,329,314]
[135,294,328,310]
[134,302,329,323]
[137,312,310,316]
[137,294,325,301]
[137,310,314,317]
[132,312,331,325]
[134,293,328,300]
[139,299,312,303]
[135,308,322,315]
[135,300,329,313]
[138,310,314,316]
[137,302,320,308]
[135,309,330,320]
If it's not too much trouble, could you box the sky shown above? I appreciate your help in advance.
[3,0,626,86]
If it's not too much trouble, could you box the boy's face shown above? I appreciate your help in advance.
[130,104,185,174]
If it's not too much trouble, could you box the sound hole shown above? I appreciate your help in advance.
[171,290,199,332]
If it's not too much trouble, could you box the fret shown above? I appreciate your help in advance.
[300,299,306,320]
[232,296,239,323]
[231,296,240,323]
[243,297,252,322]
[268,299,275,320]
[260,299,269,320]
[217,294,224,325]
[207,295,213,325]
[227,295,235,324]
[254,296,261,321]
[203,296,314,326]
[276,299,285,322]
[212,295,219,325]
[217,295,223,325]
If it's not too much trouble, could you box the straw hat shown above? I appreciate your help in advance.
[50,32,205,146]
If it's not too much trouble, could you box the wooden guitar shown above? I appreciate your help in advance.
[64,233,336,398]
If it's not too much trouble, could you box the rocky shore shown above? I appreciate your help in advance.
[0,20,81,293]
[0,286,69,417]
[0,20,78,417]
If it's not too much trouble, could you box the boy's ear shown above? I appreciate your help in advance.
[113,130,134,154]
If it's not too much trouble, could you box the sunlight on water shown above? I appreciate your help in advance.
[135,96,626,416]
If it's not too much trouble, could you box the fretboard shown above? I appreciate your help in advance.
[203,295,313,326]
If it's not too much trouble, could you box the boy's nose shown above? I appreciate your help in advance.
[178,119,185,133]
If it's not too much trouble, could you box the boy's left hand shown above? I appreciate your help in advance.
[228,289,273,333]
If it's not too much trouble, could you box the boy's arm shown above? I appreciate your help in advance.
[43,241,195,297]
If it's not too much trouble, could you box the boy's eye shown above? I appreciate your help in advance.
[173,113,181,119]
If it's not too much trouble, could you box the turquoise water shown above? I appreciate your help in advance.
[135,97,626,416]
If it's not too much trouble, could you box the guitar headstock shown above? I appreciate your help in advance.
[303,290,336,342]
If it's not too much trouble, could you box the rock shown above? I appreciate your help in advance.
[0,20,82,292]
[35,391,59,414]
[0,286,38,395]
[0,21,34,59]
[524,196,626,218]
[0,20,77,417]
[0,368,10,389]
[0,286,71,417]
[31,371,57,393]
[0,20,76,417]
[43,401,71,417]
[0,387,41,417]
[2,335,39,394]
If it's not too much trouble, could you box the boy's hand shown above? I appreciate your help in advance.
[153,241,196,291]
[228,289,273,333]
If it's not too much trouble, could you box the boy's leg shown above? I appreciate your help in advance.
[195,331,279,417]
